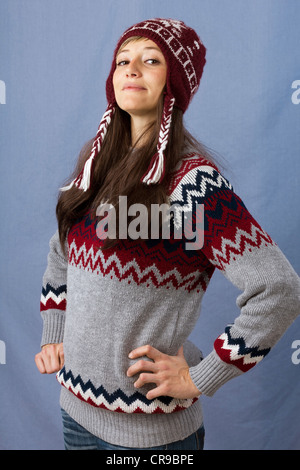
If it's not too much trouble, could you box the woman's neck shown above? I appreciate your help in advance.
[130,114,155,147]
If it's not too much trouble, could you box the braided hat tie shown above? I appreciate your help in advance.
[61,104,115,191]
[141,95,175,185]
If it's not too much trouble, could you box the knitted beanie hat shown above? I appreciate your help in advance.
[61,18,206,191]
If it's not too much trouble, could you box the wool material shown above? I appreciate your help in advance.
[40,154,300,448]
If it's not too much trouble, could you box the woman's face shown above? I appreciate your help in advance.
[113,38,167,122]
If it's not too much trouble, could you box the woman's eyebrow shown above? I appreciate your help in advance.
[143,46,162,52]
[117,46,163,55]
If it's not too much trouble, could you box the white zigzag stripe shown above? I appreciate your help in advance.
[68,240,205,290]
[170,165,232,202]
[219,332,265,365]
[40,292,67,306]
[211,223,273,267]
[169,165,232,229]
[57,374,195,414]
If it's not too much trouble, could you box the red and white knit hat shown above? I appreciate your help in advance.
[62,18,206,191]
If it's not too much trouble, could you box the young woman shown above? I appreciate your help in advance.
[35,19,300,451]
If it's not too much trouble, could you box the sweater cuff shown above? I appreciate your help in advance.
[40,311,65,347]
[189,350,243,397]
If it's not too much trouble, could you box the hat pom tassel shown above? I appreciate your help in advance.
[76,151,96,191]
[141,150,165,185]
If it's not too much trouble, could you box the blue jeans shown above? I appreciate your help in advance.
[61,408,205,450]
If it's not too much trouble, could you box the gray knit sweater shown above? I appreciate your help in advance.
[40,154,300,447]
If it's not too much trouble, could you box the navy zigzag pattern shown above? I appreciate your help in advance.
[41,283,67,297]
[58,366,174,406]
[170,167,233,209]
[223,325,271,359]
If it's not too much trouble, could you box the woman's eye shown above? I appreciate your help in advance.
[116,60,128,66]
[146,59,159,65]
[116,58,161,66]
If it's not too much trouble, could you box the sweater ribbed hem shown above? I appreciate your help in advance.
[189,350,243,397]
[41,311,65,347]
[60,387,204,448]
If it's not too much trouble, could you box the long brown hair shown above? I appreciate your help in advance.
[56,101,219,252]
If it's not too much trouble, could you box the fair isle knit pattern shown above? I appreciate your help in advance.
[40,283,67,312]
[214,325,271,373]
[67,237,211,293]
[57,366,197,414]
[40,154,300,446]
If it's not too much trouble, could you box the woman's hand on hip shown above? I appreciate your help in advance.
[127,344,201,400]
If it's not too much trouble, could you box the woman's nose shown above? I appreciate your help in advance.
[125,60,142,77]
[127,71,138,77]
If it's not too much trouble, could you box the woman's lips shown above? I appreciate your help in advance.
[122,84,146,91]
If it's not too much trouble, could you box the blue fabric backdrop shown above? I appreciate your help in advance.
[0,0,299,450]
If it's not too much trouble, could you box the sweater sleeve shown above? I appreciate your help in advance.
[40,230,68,347]
[179,164,300,397]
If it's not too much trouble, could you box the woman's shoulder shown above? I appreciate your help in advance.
[168,151,222,194]
[178,151,219,172]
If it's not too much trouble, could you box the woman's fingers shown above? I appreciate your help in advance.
[35,343,64,374]
[133,372,158,389]
[127,358,156,378]
[35,353,46,374]
[128,344,162,362]
[126,344,201,400]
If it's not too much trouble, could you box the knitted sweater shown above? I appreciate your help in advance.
[40,153,300,448]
